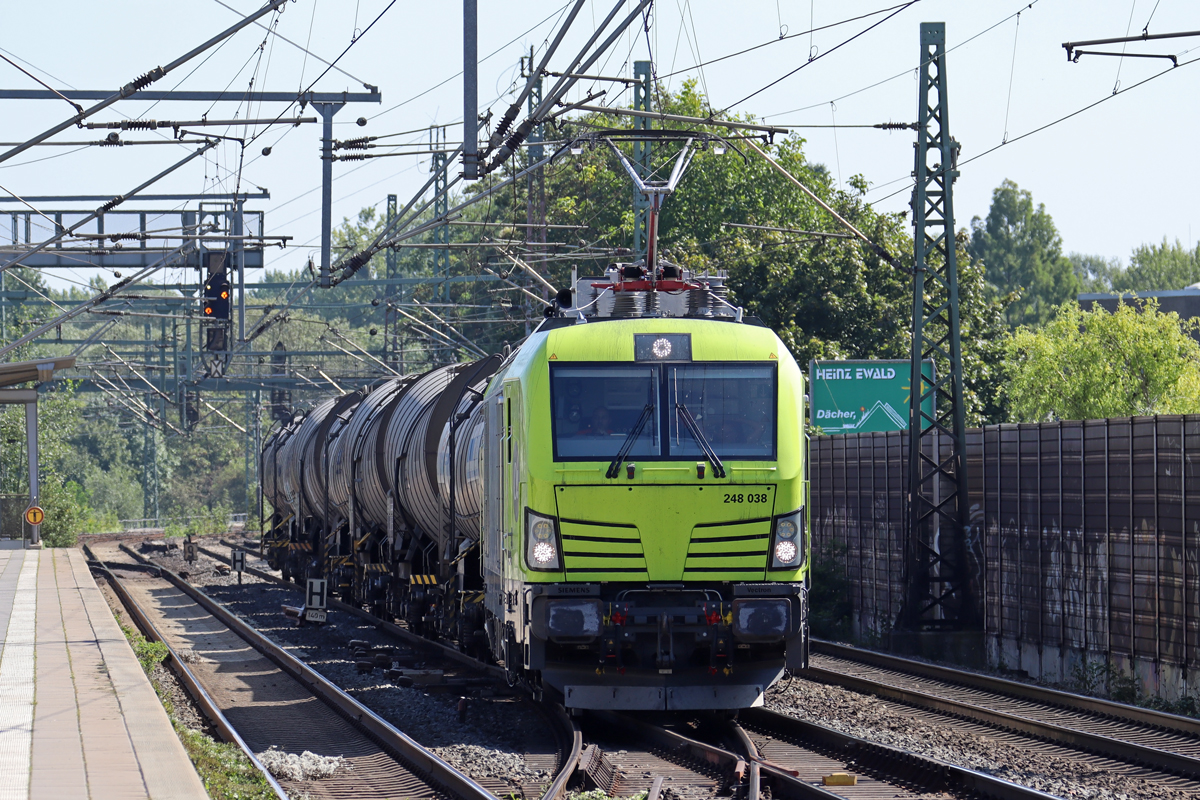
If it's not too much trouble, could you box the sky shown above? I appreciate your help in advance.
[3,0,1198,292]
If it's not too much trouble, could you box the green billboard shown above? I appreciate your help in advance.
[809,359,934,435]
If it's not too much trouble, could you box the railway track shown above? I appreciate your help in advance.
[586,708,1056,800]
[219,544,1052,799]
[804,640,1200,789]
[86,543,502,800]
[200,539,1057,798]
[127,538,582,800]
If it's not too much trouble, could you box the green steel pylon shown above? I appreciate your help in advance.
[903,22,977,631]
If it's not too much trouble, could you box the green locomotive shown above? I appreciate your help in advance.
[479,311,808,710]
[261,135,809,710]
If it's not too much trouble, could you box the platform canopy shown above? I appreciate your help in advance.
[0,357,76,388]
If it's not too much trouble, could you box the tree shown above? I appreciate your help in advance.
[1069,252,1121,293]
[968,180,1080,328]
[525,81,1012,423]
[1111,238,1200,292]
[1005,300,1200,421]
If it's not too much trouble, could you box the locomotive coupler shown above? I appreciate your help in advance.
[655,614,676,672]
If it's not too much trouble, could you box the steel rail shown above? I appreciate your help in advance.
[206,541,504,677]
[737,707,1060,800]
[83,552,290,800]
[588,711,752,795]
[116,543,496,800]
[813,639,1200,736]
[804,643,1200,780]
[535,703,583,800]
[202,539,584,800]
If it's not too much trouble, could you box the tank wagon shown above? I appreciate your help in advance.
[262,268,810,710]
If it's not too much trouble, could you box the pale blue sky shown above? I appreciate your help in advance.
[3,1,1196,291]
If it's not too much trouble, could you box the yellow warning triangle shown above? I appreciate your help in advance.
[549,353,558,360]
[768,353,778,359]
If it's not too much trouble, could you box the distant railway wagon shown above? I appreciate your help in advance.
[261,266,809,711]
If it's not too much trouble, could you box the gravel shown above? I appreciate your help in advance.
[133,542,555,795]
[767,677,1196,799]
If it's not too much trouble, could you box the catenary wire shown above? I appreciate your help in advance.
[208,0,370,86]
[658,1,918,80]
[716,1,920,114]
[867,52,1200,206]
[764,1,1041,120]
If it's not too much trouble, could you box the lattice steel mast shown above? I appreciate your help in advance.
[903,22,977,631]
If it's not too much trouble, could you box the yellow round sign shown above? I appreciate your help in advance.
[24,506,44,526]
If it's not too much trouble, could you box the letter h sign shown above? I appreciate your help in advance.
[306,578,327,610]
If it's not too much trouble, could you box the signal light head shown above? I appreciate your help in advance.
[220,290,229,300]
[204,305,214,316]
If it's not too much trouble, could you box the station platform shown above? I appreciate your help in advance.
[0,547,208,800]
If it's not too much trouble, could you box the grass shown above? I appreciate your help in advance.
[1069,658,1200,718]
[117,615,278,800]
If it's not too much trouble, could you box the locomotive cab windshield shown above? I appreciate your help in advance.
[550,361,778,462]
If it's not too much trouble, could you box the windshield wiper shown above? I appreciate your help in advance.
[676,402,726,478]
[606,404,654,479]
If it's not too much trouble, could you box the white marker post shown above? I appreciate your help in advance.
[231,548,245,585]
[305,578,327,623]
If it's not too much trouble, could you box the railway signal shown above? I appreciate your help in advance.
[203,268,231,320]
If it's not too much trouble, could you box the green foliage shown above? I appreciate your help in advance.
[1005,300,1200,421]
[174,723,277,800]
[164,505,231,539]
[37,474,88,547]
[968,179,1080,328]
[1113,238,1200,292]
[1069,658,1110,696]
[120,624,169,674]
[476,80,1011,424]
[568,791,647,800]
[117,620,275,799]
[808,542,853,640]
[1069,253,1123,293]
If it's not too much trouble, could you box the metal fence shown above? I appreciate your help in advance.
[116,513,248,532]
[811,416,1200,700]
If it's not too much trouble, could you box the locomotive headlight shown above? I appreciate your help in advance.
[770,509,806,570]
[774,540,798,565]
[525,509,562,571]
[531,518,554,541]
[776,518,798,540]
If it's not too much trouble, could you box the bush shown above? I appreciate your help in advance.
[37,473,90,547]
[809,541,853,641]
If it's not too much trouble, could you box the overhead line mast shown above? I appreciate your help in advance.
[903,22,976,632]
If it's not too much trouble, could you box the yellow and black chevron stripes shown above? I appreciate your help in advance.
[461,592,486,604]
[410,574,438,585]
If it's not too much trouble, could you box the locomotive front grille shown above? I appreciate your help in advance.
[554,485,777,581]
[560,519,650,580]
[683,519,771,580]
